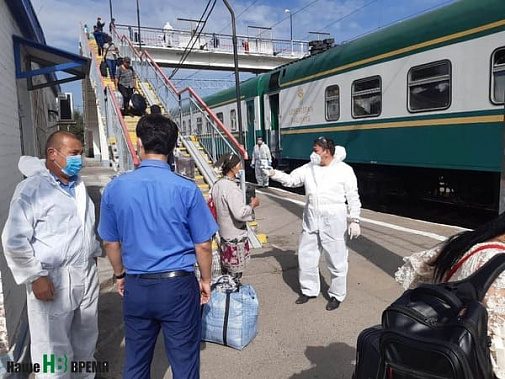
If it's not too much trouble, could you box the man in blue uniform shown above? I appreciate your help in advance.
[98,114,218,379]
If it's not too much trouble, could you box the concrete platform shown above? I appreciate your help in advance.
[82,162,466,379]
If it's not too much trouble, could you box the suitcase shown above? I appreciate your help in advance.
[99,60,108,77]
[353,326,381,379]
[113,90,123,109]
[129,93,147,116]
[175,155,195,179]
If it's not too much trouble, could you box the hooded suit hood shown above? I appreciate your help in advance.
[18,156,50,178]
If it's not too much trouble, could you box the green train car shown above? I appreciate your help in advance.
[183,0,505,210]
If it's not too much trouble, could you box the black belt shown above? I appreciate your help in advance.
[127,270,192,279]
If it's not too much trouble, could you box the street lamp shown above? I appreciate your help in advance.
[223,0,244,147]
[109,0,113,25]
[136,0,142,50]
[285,9,293,56]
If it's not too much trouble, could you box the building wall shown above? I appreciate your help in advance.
[0,0,58,360]
[0,0,27,357]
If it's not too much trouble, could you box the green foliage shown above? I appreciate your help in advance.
[66,110,84,142]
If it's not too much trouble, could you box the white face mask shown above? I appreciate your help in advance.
[310,152,322,165]
[235,170,241,179]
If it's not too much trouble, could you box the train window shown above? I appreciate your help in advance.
[408,60,451,112]
[230,109,237,131]
[491,48,505,104]
[352,76,382,118]
[325,85,340,121]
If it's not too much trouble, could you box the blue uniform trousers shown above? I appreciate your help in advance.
[122,274,201,379]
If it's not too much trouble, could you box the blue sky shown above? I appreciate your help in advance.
[31,0,456,111]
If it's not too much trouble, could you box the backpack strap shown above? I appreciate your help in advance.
[445,243,505,282]
[447,252,505,301]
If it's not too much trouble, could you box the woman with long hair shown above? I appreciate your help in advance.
[396,212,505,378]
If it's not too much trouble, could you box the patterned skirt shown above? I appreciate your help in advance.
[219,238,250,274]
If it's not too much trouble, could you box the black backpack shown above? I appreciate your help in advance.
[130,93,147,116]
[353,253,505,379]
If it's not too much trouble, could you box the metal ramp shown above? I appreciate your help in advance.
[81,24,265,248]
[181,136,262,249]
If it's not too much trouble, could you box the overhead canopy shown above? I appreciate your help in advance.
[13,35,90,91]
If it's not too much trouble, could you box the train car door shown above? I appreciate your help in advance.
[267,71,281,161]
[269,93,280,160]
[246,99,256,153]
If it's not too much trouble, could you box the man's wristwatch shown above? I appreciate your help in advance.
[114,271,126,280]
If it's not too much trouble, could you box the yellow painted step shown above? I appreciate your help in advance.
[197,183,210,191]
[128,132,137,146]
[248,221,258,232]
[256,234,267,245]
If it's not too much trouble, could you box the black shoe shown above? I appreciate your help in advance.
[295,294,315,304]
[326,297,341,311]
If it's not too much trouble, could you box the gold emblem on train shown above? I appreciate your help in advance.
[297,87,304,104]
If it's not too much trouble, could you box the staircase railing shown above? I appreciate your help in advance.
[111,26,248,185]
[80,26,139,172]
[105,26,262,248]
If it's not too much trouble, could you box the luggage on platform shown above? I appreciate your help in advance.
[352,326,381,379]
[175,155,195,179]
[353,253,505,379]
[201,275,259,350]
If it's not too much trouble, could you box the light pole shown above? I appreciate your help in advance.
[285,9,293,56]
[136,0,142,50]
[223,0,244,147]
[109,0,113,24]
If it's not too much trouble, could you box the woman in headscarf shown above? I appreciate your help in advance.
[211,153,259,283]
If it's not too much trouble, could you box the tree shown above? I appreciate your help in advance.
[67,110,84,142]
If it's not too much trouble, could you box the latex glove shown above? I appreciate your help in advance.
[262,167,275,177]
[348,222,361,239]
[251,163,255,169]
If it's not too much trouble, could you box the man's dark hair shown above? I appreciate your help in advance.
[136,114,178,155]
[150,104,162,114]
[313,136,335,156]
[45,131,80,157]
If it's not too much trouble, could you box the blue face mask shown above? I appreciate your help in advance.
[56,150,82,177]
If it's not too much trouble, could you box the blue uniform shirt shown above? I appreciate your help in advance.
[98,159,218,274]
[51,173,77,197]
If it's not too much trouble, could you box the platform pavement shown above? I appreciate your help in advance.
[81,161,466,379]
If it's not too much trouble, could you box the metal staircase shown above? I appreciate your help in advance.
[80,25,263,248]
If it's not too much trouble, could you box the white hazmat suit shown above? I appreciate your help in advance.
[270,146,361,301]
[1,156,101,378]
[251,142,272,187]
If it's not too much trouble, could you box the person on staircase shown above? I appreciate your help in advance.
[92,25,105,56]
[103,40,119,79]
[115,57,136,116]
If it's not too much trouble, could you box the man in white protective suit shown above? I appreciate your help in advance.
[250,136,272,187]
[1,131,101,378]
[265,136,361,311]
